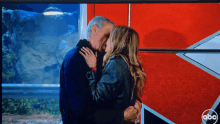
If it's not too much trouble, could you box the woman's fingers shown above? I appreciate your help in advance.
[82,47,92,55]
[79,51,86,58]
[81,47,97,57]
[81,48,89,55]
[81,47,90,56]
[87,48,94,56]
[95,52,98,57]
[134,118,140,124]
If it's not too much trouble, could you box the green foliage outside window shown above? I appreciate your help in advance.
[2,98,61,116]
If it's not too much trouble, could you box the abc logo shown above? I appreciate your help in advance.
[202,109,218,124]
[202,114,217,120]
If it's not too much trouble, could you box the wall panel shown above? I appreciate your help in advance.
[131,3,220,49]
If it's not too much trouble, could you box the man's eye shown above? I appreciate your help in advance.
[105,34,110,38]
[102,44,106,49]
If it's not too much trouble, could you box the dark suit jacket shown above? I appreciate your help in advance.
[59,39,125,124]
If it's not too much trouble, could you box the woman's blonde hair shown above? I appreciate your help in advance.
[103,26,146,97]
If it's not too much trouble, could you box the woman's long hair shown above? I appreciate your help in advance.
[103,26,146,98]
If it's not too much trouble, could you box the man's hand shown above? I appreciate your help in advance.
[134,100,142,124]
[124,106,138,123]
[134,100,142,112]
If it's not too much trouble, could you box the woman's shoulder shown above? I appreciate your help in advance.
[105,55,122,68]
[109,54,123,60]
[107,55,128,69]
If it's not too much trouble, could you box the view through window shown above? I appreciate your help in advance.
[2,4,86,123]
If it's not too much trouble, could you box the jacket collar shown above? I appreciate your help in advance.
[77,39,106,70]
[76,39,95,53]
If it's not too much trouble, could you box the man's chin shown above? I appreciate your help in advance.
[97,48,106,53]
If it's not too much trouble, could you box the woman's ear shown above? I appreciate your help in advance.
[91,25,98,36]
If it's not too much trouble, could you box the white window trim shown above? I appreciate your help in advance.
[79,4,87,40]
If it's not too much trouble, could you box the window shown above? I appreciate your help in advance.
[2,4,87,123]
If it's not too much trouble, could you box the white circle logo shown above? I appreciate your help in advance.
[202,109,218,124]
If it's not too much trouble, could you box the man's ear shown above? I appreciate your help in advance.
[91,25,98,36]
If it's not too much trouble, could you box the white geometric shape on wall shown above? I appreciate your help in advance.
[177,31,220,79]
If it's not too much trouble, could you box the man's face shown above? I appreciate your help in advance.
[91,22,114,52]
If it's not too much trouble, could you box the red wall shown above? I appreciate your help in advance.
[87,3,220,124]
[139,52,220,124]
[87,4,128,26]
[131,3,220,49]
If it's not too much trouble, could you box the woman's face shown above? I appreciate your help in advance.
[105,38,111,53]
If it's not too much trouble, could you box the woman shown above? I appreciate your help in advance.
[79,26,146,124]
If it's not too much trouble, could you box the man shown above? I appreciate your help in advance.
[60,16,142,124]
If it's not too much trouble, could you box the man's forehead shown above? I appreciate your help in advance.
[102,22,114,32]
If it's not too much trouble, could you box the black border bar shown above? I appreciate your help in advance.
[0,0,220,3]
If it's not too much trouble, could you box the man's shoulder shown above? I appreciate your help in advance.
[63,46,80,62]
[63,39,91,62]
[62,46,84,73]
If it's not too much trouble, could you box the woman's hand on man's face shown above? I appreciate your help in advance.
[79,47,97,68]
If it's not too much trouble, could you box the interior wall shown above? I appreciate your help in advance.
[87,3,220,124]
[87,4,128,26]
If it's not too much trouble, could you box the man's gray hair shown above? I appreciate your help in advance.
[87,16,115,39]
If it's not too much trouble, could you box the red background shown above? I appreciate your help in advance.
[87,3,220,124]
